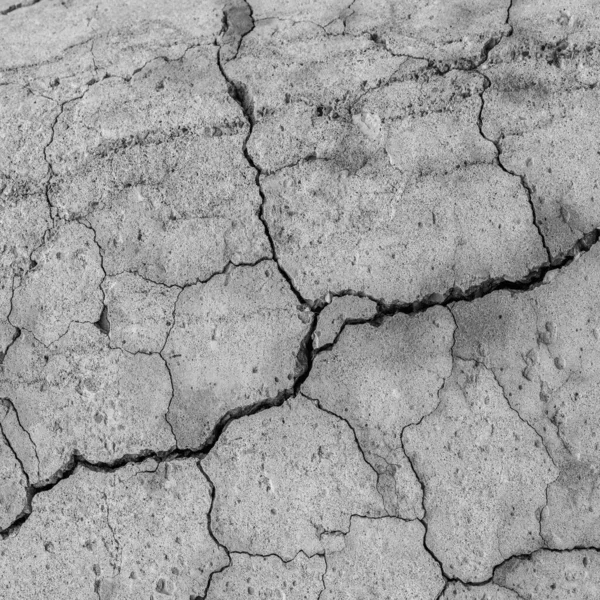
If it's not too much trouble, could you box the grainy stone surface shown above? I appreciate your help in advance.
[453,244,600,550]
[482,0,600,258]
[404,359,557,582]
[304,307,454,519]
[0,459,228,599]
[47,48,270,286]
[0,410,28,531]
[0,324,174,484]
[203,396,384,560]
[1,0,599,596]
[322,516,445,600]
[164,262,311,449]
[102,273,180,354]
[10,222,104,346]
[346,0,512,69]
[207,552,325,600]
[494,549,600,600]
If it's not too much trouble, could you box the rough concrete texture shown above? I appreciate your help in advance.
[322,516,445,600]
[404,359,557,582]
[453,244,600,551]
[441,581,522,600]
[204,396,384,560]
[207,552,325,600]
[304,306,454,519]
[494,549,600,599]
[0,459,228,599]
[0,325,174,483]
[164,262,311,449]
[1,0,599,597]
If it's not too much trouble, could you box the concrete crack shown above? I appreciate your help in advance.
[0,0,41,16]
[216,10,309,308]
[476,72,552,261]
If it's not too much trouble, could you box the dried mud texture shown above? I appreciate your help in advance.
[102,273,180,354]
[0,0,224,102]
[0,459,228,599]
[10,223,104,346]
[346,0,511,69]
[441,581,522,600]
[48,47,270,286]
[304,307,454,519]
[203,396,384,560]
[1,0,600,597]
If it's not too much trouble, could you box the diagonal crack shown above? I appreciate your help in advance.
[0,0,41,16]
[216,7,308,308]
[475,72,551,261]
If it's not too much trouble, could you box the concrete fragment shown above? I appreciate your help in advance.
[441,581,522,600]
[482,0,600,257]
[495,549,600,600]
[0,324,174,484]
[0,459,228,599]
[264,157,545,304]
[207,552,325,600]
[164,262,310,450]
[0,0,224,101]
[203,396,384,560]
[312,295,377,350]
[48,47,269,286]
[346,0,511,68]
[303,306,454,519]
[103,273,180,354]
[453,244,600,549]
[403,359,557,582]
[322,517,444,600]
[10,223,104,346]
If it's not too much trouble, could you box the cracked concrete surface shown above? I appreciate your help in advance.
[1,0,600,597]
